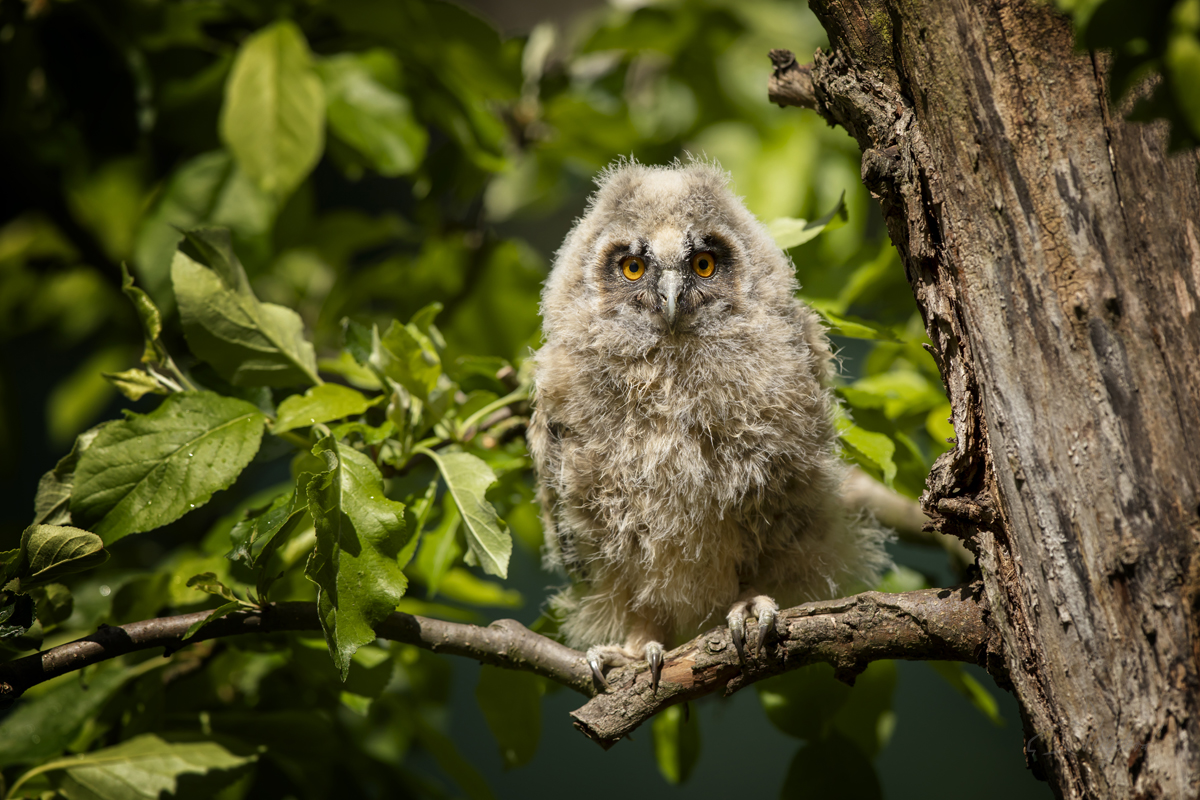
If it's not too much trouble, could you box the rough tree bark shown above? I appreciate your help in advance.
[773,0,1200,797]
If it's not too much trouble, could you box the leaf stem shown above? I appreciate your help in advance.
[456,386,529,441]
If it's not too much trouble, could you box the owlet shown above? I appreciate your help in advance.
[528,158,891,689]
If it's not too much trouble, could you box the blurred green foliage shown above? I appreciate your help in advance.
[1056,0,1200,148]
[0,0,1016,797]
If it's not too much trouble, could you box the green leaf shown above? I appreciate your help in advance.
[120,263,164,364]
[412,495,462,598]
[779,732,882,800]
[652,703,701,785]
[103,368,169,402]
[7,733,255,800]
[303,435,410,678]
[829,661,896,758]
[767,192,848,249]
[436,568,521,608]
[274,384,376,433]
[415,720,497,800]
[810,305,900,341]
[33,426,105,526]
[182,601,246,641]
[1168,1,1200,139]
[418,449,511,579]
[133,150,277,302]
[220,20,325,198]
[836,415,897,488]
[319,50,428,176]
[849,370,945,419]
[758,663,852,741]
[926,401,955,444]
[227,488,308,594]
[377,320,441,401]
[11,525,107,589]
[928,662,1004,726]
[186,572,238,602]
[0,594,34,641]
[0,662,157,769]
[173,227,321,387]
[70,392,266,544]
[32,583,74,631]
[475,666,542,768]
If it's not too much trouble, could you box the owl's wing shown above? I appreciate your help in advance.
[529,409,587,581]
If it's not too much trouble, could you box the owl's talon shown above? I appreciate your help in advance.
[586,648,611,691]
[757,605,778,655]
[729,615,747,663]
[646,642,664,694]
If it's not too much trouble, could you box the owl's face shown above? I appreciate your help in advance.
[541,160,797,351]
[593,225,742,335]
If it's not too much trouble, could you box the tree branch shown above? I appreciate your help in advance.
[572,585,993,747]
[0,587,992,750]
[768,49,817,109]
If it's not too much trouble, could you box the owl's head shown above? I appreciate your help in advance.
[541,158,797,350]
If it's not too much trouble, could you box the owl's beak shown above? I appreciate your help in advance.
[658,269,683,330]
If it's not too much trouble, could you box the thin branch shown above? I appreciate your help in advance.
[842,468,974,566]
[0,588,992,751]
[0,602,592,705]
[768,49,817,109]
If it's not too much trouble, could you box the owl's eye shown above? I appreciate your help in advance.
[621,256,646,281]
[691,251,716,278]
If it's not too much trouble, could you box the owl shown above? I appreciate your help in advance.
[528,158,892,690]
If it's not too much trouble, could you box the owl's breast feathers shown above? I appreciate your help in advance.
[531,302,839,565]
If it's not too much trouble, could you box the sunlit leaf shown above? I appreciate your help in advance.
[475,666,542,768]
[836,415,897,488]
[758,663,851,741]
[412,495,462,598]
[928,662,1004,726]
[11,525,108,589]
[304,435,410,678]
[173,228,321,387]
[220,20,325,198]
[103,368,169,402]
[652,703,701,785]
[71,392,266,544]
[767,192,847,249]
[376,319,441,401]
[419,449,511,579]
[319,50,428,176]
[274,384,376,433]
[33,425,105,527]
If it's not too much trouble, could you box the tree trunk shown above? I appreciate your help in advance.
[790,0,1200,796]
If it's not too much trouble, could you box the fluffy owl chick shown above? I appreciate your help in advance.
[528,159,891,690]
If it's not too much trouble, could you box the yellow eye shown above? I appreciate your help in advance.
[691,251,716,278]
[621,256,646,281]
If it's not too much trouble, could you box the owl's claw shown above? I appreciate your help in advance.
[646,642,664,694]
[727,594,779,664]
[757,604,778,655]
[586,647,611,691]
[729,614,748,663]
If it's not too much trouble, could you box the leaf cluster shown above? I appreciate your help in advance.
[0,0,1002,797]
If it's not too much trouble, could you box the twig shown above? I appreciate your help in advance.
[0,588,991,750]
[768,49,817,109]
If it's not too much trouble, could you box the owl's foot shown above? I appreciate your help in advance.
[585,641,666,693]
[726,595,779,662]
